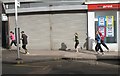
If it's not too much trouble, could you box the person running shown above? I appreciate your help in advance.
[10,31,17,49]
[74,33,79,52]
[95,31,104,55]
[21,31,29,54]
[98,31,109,52]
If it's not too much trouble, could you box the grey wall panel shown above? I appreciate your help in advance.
[51,13,87,50]
[9,14,50,50]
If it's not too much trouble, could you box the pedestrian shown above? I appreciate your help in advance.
[74,33,79,52]
[21,31,29,54]
[98,31,109,52]
[9,31,17,50]
[95,31,104,55]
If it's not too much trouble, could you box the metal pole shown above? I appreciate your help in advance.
[49,5,53,50]
[15,0,21,60]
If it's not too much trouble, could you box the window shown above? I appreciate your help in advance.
[95,11,117,43]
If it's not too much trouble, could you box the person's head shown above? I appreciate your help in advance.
[10,31,13,33]
[21,31,24,34]
[75,33,78,36]
[10,31,14,34]
[98,30,102,36]
[96,31,99,34]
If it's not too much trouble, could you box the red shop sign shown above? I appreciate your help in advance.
[88,4,120,10]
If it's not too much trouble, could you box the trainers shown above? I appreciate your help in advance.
[26,52,30,55]
[96,51,100,55]
[76,50,79,53]
[9,49,12,51]
[102,52,105,55]
[107,50,109,52]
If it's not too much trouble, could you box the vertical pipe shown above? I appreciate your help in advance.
[49,5,53,50]
[15,0,21,59]
[117,11,120,51]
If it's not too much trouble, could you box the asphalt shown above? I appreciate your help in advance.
[2,48,120,64]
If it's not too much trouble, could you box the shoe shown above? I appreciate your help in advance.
[102,52,105,55]
[76,50,79,53]
[9,49,11,51]
[107,50,109,52]
[76,51,79,53]
[26,52,30,55]
[106,48,109,52]
[96,51,100,55]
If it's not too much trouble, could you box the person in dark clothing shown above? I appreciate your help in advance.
[74,33,79,52]
[21,31,29,54]
[98,31,109,52]
[95,31,104,55]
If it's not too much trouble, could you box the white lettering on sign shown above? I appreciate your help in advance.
[103,5,112,8]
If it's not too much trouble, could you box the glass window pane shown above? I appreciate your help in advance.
[95,10,117,43]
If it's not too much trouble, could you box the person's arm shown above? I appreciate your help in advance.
[20,34,23,40]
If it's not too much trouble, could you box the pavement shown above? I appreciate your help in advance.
[2,48,120,64]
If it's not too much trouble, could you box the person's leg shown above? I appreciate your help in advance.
[10,41,13,49]
[95,43,99,52]
[13,40,17,46]
[10,41,13,46]
[22,45,25,49]
[23,44,27,50]
[76,43,79,52]
[99,43,105,55]
[24,45,27,53]
[22,44,29,54]
[22,45,27,53]
[75,42,77,49]
[75,42,79,52]
[95,43,100,54]
[101,41,109,51]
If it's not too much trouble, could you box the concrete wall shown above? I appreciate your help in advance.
[51,13,87,50]
[9,12,87,50]
[9,14,50,50]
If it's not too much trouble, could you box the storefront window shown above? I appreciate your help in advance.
[95,11,117,43]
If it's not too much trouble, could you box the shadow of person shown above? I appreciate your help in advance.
[83,33,89,50]
[83,37,88,50]
[59,42,67,51]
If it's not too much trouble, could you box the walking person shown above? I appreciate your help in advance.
[95,31,104,55]
[98,31,109,52]
[9,31,17,50]
[74,33,79,52]
[21,31,29,54]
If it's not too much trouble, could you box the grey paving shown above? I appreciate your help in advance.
[2,49,120,64]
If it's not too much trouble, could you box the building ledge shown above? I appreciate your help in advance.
[6,5,87,14]
[85,1,120,4]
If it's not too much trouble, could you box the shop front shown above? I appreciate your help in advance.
[87,2,120,51]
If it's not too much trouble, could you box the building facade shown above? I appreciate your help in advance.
[1,0,120,51]
[86,2,120,51]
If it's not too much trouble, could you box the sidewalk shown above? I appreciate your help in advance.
[2,49,120,64]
